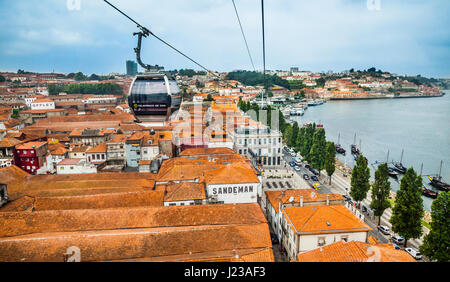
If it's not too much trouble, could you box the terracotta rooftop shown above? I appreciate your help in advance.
[69,146,90,153]
[57,158,83,166]
[86,142,107,154]
[1,190,164,213]
[1,171,156,201]
[162,182,206,202]
[266,189,345,213]
[156,153,257,184]
[0,203,272,262]
[296,241,416,262]
[0,137,22,148]
[107,134,128,143]
[49,146,68,156]
[281,205,372,235]
[15,141,47,150]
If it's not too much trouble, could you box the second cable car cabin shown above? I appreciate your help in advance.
[128,72,181,118]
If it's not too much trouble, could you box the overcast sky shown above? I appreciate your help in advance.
[0,0,449,78]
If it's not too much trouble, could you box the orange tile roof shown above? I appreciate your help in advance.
[0,137,22,148]
[70,146,90,153]
[0,203,272,262]
[204,165,259,185]
[266,189,345,213]
[156,153,257,184]
[3,172,157,201]
[32,98,54,103]
[86,142,107,154]
[107,134,128,143]
[49,146,68,156]
[296,241,416,262]
[15,141,47,150]
[163,182,206,202]
[282,205,372,235]
[1,190,164,213]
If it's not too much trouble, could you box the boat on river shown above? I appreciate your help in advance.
[428,176,450,192]
[393,162,407,174]
[422,186,438,199]
[388,167,399,179]
[427,161,450,192]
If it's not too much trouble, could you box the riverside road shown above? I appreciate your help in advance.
[281,148,428,261]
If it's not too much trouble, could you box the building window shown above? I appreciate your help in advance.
[318,237,326,247]
[341,235,348,242]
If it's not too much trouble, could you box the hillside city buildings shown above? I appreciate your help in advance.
[0,68,436,262]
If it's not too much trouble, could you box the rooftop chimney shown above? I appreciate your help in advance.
[300,196,303,207]
[326,195,329,205]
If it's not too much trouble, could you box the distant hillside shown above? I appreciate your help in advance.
[226,71,291,90]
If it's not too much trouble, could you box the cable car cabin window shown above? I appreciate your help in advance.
[131,80,167,95]
[168,80,181,94]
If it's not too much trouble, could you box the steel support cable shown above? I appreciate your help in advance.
[104,0,219,77]
[261,0,267,103]
[231,0,256,71]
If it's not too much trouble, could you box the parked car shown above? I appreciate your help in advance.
[311,175,319,182]
[294,166,301,171]
[362,205,368,213]
[290,151,296,157]
[303,174,310,180]
[308,167,319,176]
[270,234,279,245]
[393,243,401,250]
[304,164,311,170]
[378,225,390,235]
[313,183,321,190]
[391,235,405,245]
[405,248,422,260]
[289,161,296,167]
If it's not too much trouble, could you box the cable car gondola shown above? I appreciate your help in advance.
[128,72,181,119]
[126,25,181,121]
[104,0,217,122]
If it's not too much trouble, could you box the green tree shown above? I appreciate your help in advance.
[370,163,391,225]
[420,191,450,262]
[288,121,299,148]
[309,128,326,175]
[350,154,371,206]
[11,108,20,119]
[390,167,424,247]
[315,77,326,87]
[283,124,293,144]
[0,75,5,82]
[204,94,215,102]
[324,141,336,184]
[74,72,87,81]
[296,127,306,153]
[89,74,100,81]
[301,123,316,162]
